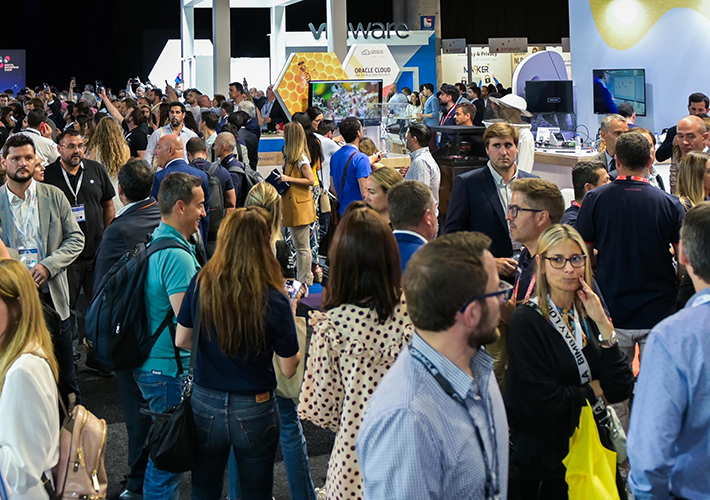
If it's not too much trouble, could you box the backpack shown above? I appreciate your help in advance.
[206,162,225,239]
[85,238,188,371]
[227,158,263,207]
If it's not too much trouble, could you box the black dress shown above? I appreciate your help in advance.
[504,304,634,492]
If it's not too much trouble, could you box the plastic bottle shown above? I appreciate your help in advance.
[575,135,582,154]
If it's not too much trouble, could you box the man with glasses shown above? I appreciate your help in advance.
[43,128,115,373]
[358,232,510,500]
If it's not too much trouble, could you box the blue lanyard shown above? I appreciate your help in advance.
[408,344,501,500]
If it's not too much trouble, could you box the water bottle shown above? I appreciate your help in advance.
[575,135,582,154]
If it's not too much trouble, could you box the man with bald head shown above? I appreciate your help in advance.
[144,101,198,167]
[668,115,710,193]
[214,131,249,206]
[150,134,211,242]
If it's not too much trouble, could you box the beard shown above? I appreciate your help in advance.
[8,168,33,183]
[170,118,181,127]
[467,301,500,349]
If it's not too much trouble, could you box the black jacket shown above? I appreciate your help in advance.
[238,127,259,168]
[92,198,161,291]
[656,125,676,162]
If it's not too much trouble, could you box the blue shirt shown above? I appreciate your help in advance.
[628,287,710,500]
[423,94,439,128]
[330,145,372,215]
[139,222,201,377]
[357,333,508,500]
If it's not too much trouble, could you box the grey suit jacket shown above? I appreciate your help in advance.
[591,151,611,170]
[0,182,85,320]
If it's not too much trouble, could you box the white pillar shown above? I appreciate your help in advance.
[270,6,286,83]
[181,4,195,88]
[326,0,347,62]
[212,0,231,96]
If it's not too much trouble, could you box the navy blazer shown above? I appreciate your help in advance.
[394,231,427,273]
[93,198,162,292]
[151,159,211,243]
[443,166,538,258]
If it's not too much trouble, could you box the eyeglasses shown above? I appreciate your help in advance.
[544,254,587,269]
[459,281,514,312]
[507,205,543,218]
[60,143,85,150]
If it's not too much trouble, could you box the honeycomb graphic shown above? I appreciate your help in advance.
[275,52,349,116]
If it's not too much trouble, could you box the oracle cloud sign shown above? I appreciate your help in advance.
[342,44,399,91]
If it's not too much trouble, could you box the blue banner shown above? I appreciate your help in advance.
[0,50,26,94]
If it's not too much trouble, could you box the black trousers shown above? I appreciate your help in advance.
[41,291,81,406]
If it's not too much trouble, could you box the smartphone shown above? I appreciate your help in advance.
[71,77,76,85]
[285,280,303,302]
[43,83,49,91]
[95,80,103,93]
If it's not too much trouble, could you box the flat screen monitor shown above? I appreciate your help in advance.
[593,69,646,116]
[308,80,383,125]
[525,80,574,114]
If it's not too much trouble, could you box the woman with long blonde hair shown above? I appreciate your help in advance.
[364,167,403,225]
[175,208,300,499]
[677,151,710,211]
[280,122,317,286]
[0,259,61,499]
[87,117,131,210]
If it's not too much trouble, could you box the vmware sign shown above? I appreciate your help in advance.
[309,22,410,40]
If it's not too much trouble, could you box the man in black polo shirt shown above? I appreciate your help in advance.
[560,160,610,229]
[43,128,115,361]
[576,132,685,428]
[125,108,149,158]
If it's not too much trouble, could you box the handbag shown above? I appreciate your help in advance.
[329,151,358,228]
[142,307,201,473]
[273,316,308,402]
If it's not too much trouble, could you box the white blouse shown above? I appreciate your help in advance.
[0,353,60,500]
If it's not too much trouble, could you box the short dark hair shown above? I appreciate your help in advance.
[617,102,635,118]
[440,84,459,101]
[468,85,481,97]
[186,137,207,157]
[681,202,710,282]
[324,207,402,323]
[616,132,651,171]
[339,116,362,143]
[27,108,47,129]
[220,100,234,114]
[129,107,145,125]
[458,103,476,121]
[572,161,607,200]
[185,88,202,96]
[509,178,565,224]
[123,98,138,111]
[57,128,82,144]
[168,101,186,113]
[150,88,163,98]
[0,93,7,100]
[407,123,431,147]
[229,82,244,94]
[454,82,467,94]
[401,87,412,95]
[28,97,44,110]
[118,159,154,202]
[74,101,91,117]
[317,119,337,135]
[201,110,219,130]
[421,83,434,94]
[158,172,203,215]
[232,111,251,128]
[689,92,709,108]
[388,180,435,230]
[404,232,491,332]
[2,133,35,157]
[213,94,226,105]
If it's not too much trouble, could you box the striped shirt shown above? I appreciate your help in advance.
[357,333,508,500]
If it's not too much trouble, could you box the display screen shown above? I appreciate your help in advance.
[525,81,574,114]
[593,69,646,116]
[308,80,383,125]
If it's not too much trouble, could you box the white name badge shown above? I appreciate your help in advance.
[71,204,86,222]
[18,246,39,269]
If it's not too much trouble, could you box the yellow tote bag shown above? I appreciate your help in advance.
[562,402,620,500]
[273,316,308,402]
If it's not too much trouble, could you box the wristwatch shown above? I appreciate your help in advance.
[599,330,618,348]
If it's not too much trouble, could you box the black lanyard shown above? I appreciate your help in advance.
[408,344,501,500]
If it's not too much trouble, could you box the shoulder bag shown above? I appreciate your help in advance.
[329,151,358,228]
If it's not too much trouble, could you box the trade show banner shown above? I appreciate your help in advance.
[0,50,26,94]
[274,52,348,117]
[342,44,399,95]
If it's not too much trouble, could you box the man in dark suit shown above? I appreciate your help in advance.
[468,85,485,126]
[443,122,538,387]
[260,85,288,132]
[92,159,161,500]
[150,134,210,243]
[656,92,709,162]
[387,180,438,273]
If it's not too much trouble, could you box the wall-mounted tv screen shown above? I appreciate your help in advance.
[593,69,646,116]
[525,80,574,114]
[308,80,383,125]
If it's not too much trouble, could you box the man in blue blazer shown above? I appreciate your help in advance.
[93,159,161,500]
[150,134,210,243]
[388,180,438,273]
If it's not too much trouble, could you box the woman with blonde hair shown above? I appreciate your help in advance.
[505,224,634,499]
[0,259,60,499]
[677,151,710,211]
[364,167,403,226]
[359,137,384,169]
[280,122,317,286]
[87,117,131,210]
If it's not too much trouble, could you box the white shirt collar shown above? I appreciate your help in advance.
[6,179,36,204]
[116,196,151,217]
[488,161,518,187]
[165,158,182,169]
[410,146,432,160]
[393,229,428,244]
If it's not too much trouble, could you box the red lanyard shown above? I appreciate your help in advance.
[513,274,536,303]
[570,200,581,208]
[615,175,649,183]
[440,105,456,125]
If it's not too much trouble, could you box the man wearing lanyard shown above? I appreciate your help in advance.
[43,129,115,369]
[560,161,610,228]
[0,134,85,407]
[260,85,287,132]
[628,202,710,499]
[358,232,509,500]
[438,84,459,147]
[577,132,685,430]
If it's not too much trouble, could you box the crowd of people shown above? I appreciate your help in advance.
[0,75,707,500]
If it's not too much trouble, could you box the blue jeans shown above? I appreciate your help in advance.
[192,385,280,500]
[115,369,152,493]
[134,371,185,500]
[228,396,316,500]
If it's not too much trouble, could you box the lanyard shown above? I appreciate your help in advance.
[513,274,536,303]
[615,175,649,183]
[61,166,83,204]
[570,200,581,208]
[6,185,38,245]
[440,105,456,125]
[408,344,500,500]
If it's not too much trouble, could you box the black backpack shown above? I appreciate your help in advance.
[227,155,263,207]
[85,238,189,371]
[206,162,226,239]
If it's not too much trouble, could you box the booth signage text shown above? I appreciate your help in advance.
[309,22,410,40]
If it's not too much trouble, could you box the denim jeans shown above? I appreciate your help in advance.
[134,371,185,500]
[192,385,280,500]
[115,369,152,493]
[228,396,316,500]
